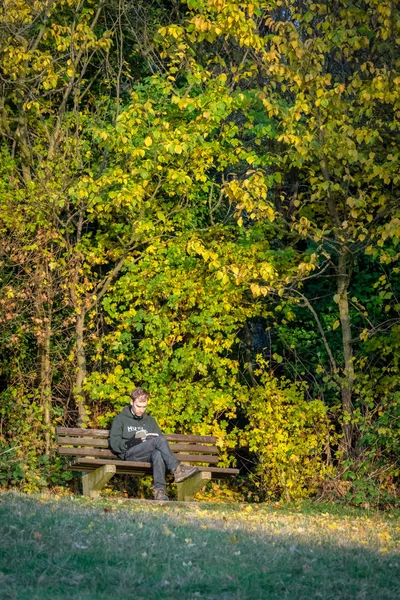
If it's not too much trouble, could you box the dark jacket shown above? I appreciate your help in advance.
[109,405,163,459]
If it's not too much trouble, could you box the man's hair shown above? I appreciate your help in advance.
[130,387,149,402]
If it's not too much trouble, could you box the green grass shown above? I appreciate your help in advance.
[1,491,399,600]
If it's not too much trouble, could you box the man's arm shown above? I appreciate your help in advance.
[148,415,163,436]
[109,414,126,457]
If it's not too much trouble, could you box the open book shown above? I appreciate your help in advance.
[135,430,159,441]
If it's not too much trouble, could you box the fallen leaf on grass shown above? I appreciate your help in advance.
[73,543,89,549]
[163,524,175,537]
[33,532,42,539]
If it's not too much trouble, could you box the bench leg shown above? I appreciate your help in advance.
[82,464,116,498]
[177,471,212,501]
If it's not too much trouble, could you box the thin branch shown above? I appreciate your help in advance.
[289,289,338,373]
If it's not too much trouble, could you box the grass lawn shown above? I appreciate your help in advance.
[0,491,399,599]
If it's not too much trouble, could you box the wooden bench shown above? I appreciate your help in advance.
[56,427,239,501]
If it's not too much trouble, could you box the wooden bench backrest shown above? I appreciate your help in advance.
[56,427,220,465]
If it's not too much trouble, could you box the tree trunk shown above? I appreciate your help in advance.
[337,249,355,455]
[75,310,88,427]
[40,319,52,455]
[243,323,258,387]
[34,259,53,455]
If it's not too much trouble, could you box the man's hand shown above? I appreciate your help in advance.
[124,435,143,451]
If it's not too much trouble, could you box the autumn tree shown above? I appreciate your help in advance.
[169,0,400,455]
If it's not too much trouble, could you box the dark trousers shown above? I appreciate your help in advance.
[125,437,179,490]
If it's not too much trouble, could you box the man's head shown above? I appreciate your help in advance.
[130,387,149,417]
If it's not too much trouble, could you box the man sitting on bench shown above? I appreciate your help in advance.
[109,387,199,501]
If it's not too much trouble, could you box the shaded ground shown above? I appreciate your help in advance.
[0,491,399,599]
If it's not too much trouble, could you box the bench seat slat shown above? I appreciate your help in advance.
[70,458,239,477]
[72,467,238,477]
[159,453,219,463]
[72,459,150,469]
[72,458,151,469]
[56,427,217,444]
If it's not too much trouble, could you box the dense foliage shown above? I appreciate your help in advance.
[0,0,399,504]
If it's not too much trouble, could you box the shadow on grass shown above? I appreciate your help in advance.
[0,492,399,600]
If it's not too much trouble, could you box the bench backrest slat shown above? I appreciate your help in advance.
[57,436,218,455]
[59,447,113,458]
[166,434,217,443]
[58,446,218,464]
[57,427,109,437]
[58,436,110,448]
[58,445,219,464]
[56,427,217,444]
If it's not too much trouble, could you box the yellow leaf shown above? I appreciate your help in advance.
[144,136,153,147]
[162,524,175,536]
[230,535,238,543]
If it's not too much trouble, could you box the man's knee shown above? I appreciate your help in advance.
[143,437,161,452]
[154,436,169,449]
[151,448,163,464]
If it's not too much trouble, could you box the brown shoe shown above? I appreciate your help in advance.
[154,488,169,501]
[174,464,199,484]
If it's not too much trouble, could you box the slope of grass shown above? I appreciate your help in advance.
[0,491,399,599]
